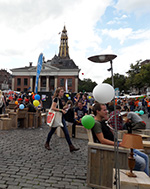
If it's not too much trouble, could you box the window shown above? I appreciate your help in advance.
[50,78,54,87]
[42,77,46,87]
[60,78,64,87]
[68,78,72,87]
[17,78,21,86]
[24,78,28,86]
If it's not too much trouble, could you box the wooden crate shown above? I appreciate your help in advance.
[56,125,72,138]
[56,124,88,139]
[8,102,16,109]
[113,169,150,189]
[0,118,12,130]
[87,142,129,189]
[76,125,88,139]
[9,112,18,129]
[41,112,47,124]
[133,129,150,136]
[17,108,28,128]
[28,112,38,128]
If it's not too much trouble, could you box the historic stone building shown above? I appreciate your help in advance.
[0,69,12,90]
[11,26,80,93]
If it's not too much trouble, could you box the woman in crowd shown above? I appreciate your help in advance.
[73,93,80,107]
[45,87,79,152]
[81,94,88,110]
[0,90,6,114]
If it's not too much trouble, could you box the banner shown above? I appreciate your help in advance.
[65,79,68,93]
[35,53,43,93]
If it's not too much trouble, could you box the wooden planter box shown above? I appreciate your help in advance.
[56,124,88,139]
[9,112,18,129]
[0,118,12,130]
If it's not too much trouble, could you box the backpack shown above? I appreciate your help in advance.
[0,96,3,108]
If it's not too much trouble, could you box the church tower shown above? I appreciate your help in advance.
[58,26,70,59]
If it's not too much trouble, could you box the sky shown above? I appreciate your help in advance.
[0,0,150,84]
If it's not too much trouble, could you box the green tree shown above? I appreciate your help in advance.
[140,63,150,87]
[78,78,97,92]
[103,73,128,92]
[125,60,143,92]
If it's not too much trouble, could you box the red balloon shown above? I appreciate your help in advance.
[32,94,35,100]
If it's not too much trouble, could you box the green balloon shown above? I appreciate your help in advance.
[135,111,139,114]
[81,115,95,129]
[139,110,144,115]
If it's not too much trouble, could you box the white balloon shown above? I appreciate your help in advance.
[93,83,115,103]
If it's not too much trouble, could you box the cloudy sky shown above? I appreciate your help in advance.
[0,0,150,84]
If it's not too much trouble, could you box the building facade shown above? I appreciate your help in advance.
[0,69,12,90]
[11,26,80,93]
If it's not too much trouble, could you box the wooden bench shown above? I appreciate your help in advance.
[8,112,18,129]
[86,129,129,189]
[56,123,88,139]
[0,117,12,130]
[8,102,16,109]
[28,112,38,128]
[113,169,150,189]
[17,108,28,128]
[132,129,150,135]
[28,109,42,128]
[41,112,47,124]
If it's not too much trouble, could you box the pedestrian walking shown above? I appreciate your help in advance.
[45,87,79,152]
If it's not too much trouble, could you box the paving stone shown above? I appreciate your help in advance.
[0,180,6,184]
[0,184,7,189]
[7,186,21,189]
[0,124,92,189]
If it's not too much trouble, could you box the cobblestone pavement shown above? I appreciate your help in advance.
[0,124,92,189]
[0,113,150,189]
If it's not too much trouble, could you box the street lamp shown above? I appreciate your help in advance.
[88,54,120,189]
[88,54,117,87]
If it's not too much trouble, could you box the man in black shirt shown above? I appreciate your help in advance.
[72,101,88,138]
[92,103,117,145]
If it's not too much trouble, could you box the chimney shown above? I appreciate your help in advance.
[29,62,33,67]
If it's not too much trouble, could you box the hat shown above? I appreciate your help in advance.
[25,99,29,102]
[18,98,23,101]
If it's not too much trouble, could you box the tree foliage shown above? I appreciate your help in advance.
[78,78,97,92]
[103,73,127,92]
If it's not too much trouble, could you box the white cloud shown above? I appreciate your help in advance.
[107,14,128,25]
[102,28,133,44]
[0,0,150,87]
[115,0,150,15]
[0,0,112,70]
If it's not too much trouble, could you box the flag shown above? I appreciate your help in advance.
[65,79,68,93]
[27,87,31,91]
[35,53,43,93]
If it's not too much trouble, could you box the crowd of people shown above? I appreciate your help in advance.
[0,90,45,114]
[44,88,149,175]
[0,88,150,175]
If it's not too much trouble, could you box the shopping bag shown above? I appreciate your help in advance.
[52,111,63,127]
[47,109,56,127]
[47,99,63,127]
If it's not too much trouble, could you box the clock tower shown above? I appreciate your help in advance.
[58,26,70,59]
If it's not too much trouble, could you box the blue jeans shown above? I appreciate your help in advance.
[133,149,149,176]
[46,116,72,145]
